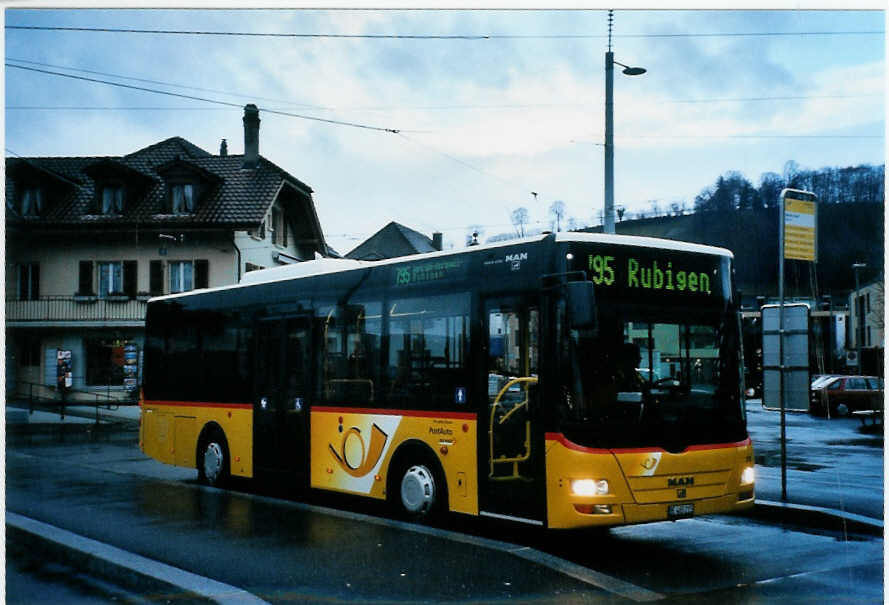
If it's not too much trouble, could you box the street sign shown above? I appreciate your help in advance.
[762,304,810,412]
[782,189,817,262]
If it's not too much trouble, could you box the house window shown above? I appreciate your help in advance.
[97,262,124,297]
[271,206,288,247]
[20,186,44,217]
[170,261,193,293]
[170,183,196,214]
[100,184,125,215]
[17,263,40,300]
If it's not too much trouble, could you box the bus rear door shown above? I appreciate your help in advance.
[254,315,312,480]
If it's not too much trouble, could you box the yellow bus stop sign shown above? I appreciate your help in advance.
[783,193,817,262]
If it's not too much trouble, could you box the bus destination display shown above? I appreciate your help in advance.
[573,246,727,302]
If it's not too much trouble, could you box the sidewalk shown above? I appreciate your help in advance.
[6,400,141,425]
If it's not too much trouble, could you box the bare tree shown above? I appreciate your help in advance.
[548,200,566,232]
[616,206,626,222]
[510,207,530,237]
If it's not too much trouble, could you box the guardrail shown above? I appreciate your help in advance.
[6,296,148,323]
[10,380,137,423]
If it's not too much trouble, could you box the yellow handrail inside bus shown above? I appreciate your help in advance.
[488,376,537,481]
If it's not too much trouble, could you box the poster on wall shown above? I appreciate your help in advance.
[123,343,139,393]
[57,350,73,389]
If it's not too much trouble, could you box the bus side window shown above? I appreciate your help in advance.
[319,302,382,405]
[387,293,469,409]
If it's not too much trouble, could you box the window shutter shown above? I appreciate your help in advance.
[18,265,28,300]
[78,261,93,295]
[195,260,209,289]
[123,261,138,297]
[149,261,163,295]
[31,264,40,299]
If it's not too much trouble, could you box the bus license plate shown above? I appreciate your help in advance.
[668,503,694,519]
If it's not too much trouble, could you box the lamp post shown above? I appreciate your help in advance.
[604,10,646,234]
[852,263,867,372]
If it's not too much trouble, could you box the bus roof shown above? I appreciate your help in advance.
[151,232,732,303]
[555,232,733,258]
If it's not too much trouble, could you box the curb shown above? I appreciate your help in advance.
[6,513,270,605]
[743,500,883,537]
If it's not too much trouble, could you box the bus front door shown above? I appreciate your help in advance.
[254,316,311,480]
[480,302,545,526]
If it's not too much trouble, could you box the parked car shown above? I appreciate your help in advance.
[809,375,884,417]
[811,374,841,389]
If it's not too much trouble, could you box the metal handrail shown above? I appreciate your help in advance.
[10,380,136,423]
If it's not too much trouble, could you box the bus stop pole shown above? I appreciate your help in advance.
[778,195,787,502]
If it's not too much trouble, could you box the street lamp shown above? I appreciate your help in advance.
[852,263,867,372]
[604,10,646,235]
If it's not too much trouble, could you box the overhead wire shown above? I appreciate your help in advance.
[6,61,543,203]
[5,63,402,134]
[5,57,325,109]
[6,57,881,115]
[6,25,884,39]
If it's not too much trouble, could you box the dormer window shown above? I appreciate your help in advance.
[170,183,196,214]
[20,186,45,217]
[271,205,288,247]
[100,184,125,215]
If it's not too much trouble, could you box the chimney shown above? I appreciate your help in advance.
[242,104,260,169]
[220,139,228,156]
[432,232,443,251]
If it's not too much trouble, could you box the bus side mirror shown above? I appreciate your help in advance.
[565,281,597,331]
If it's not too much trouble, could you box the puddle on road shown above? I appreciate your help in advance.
[754,453,825,472]
[824,438,883,448]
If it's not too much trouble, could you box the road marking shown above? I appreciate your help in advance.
[232,491,664,601]
[7,512,271,605]
[508,547,665,602]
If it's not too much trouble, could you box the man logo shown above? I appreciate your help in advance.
[329,423,389,478]
[667,476,694,487]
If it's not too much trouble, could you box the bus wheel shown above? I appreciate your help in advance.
[389,454,447,521]
[198,430,230,487]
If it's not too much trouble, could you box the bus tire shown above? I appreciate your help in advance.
[197,427,230,488]
[387,446,448,522]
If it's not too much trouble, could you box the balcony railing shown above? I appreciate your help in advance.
[6,296,148,323]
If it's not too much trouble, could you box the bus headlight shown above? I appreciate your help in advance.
[740,466,755,486]
[572,479,609,497]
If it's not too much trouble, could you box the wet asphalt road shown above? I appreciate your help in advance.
[743,399,883,518]
[5,412,883,604]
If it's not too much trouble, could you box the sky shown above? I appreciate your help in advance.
[4,6,885,255]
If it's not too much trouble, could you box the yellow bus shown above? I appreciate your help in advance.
[140,233,755,529]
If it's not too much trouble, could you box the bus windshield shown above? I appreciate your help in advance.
[559,305,745,452]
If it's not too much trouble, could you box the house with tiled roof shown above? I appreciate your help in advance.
[345,221,442,261]
[6,105,328,403]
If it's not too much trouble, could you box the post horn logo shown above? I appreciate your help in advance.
[329,423,389,477]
